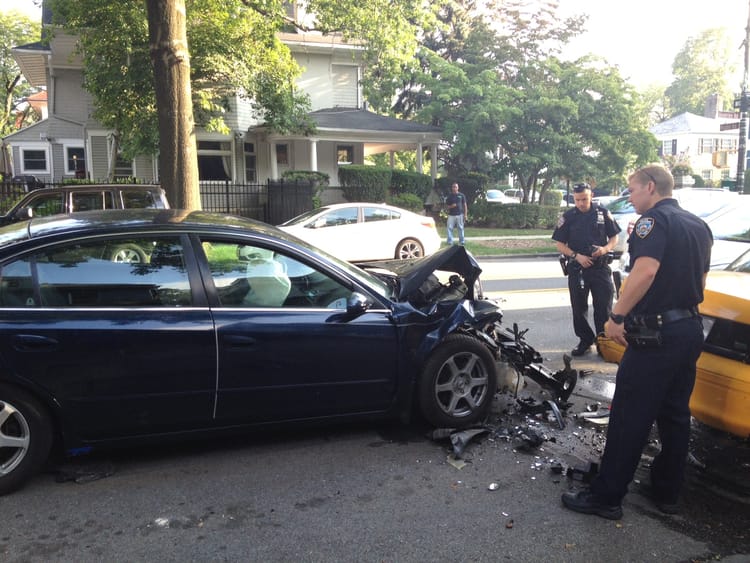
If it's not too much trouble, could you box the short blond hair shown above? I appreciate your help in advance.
[629,165,674,196]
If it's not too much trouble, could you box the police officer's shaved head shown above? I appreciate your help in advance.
[630,165,674,196]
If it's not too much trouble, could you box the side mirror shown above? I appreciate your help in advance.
[15,207,33,221]
[346,292,371,318]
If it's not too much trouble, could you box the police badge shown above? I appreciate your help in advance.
[635,217,655,238]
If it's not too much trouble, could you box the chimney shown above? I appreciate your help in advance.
[704,93,721,118]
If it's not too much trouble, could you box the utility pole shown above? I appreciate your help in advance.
[736,0,750,192]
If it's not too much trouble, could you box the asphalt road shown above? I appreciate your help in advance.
[1,257,748,562]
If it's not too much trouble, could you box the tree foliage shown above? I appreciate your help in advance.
[666,28,738,116]
[375,0,656,200]
[51,0,424,160]
[1,11,42,138]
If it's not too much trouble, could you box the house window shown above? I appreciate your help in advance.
[331,65,359,108]
[244,142,256,182]
[337,145,354,165]
[114,154,133,180]
[661,140,673,156]
[701,169,712,181]
[720,168,731,179]
[720,138,736,150]
[699,138,716,154]
[66,147,85,175]
[276,144,289,166]
[22,149,48,172]
[198,140,232,181]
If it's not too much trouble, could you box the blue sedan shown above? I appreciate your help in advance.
[0,209,576,494]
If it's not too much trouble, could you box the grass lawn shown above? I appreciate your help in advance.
[436,226,553,238]
[436,226,557,256]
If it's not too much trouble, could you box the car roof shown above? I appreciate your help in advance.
[24,183,164,194]
[317,202,407,211]
[0,209,284,254]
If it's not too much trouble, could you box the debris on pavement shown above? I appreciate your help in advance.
[55,460,116,484]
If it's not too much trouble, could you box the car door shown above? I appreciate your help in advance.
[0,234,217,441]
[195,237,402,424]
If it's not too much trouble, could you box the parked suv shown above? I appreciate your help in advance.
[0,184,170,227]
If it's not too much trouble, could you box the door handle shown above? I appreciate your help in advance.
[222,335,257,347]
[12,334,60,352]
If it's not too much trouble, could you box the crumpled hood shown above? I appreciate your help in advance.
[360,245,482,301]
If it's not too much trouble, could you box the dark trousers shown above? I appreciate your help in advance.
[590,316,704,504]
[567,264,613,345]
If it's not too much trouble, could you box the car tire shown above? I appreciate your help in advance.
[418,334,497,427]
[0,385,53,496]
[396,238,424,260]
[108,244,147,263]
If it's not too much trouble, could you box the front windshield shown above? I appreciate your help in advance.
[273,228,394,299]
[606,197,633,213]
[279,207,330,227]
[726,249,750,272]
[708,204,750,240]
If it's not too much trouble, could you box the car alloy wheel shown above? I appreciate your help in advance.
[0,386,53,495]
[418,334,497,427]
[396,238,424,260]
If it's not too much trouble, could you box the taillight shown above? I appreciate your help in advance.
[421,219,436,230]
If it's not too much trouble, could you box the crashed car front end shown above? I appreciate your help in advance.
[359,246,579,427]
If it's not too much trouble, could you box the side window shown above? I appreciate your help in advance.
[311,208,358,228]
[0,260,34,307]
[27,237,192,307]
[363,207,392,223]
[27,193,65,217]
[201,240,351,309]
[71,192,114,212]
[122,190,157,209]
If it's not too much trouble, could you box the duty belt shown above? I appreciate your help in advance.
[628,307,699,329]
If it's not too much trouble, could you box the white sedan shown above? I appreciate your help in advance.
[278,203,442,262]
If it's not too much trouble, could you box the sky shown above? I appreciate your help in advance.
[555,0,748,88]
[3,0,749,90]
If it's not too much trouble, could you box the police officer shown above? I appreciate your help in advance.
[561,165,713,520]
[552,183,620,356]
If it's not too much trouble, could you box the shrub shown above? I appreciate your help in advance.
[390,170,432,200]
[281,170,330,187]
[338,165,391,202]
[541,190,562,206]
[388,192,424,212]
[469,201,560,229]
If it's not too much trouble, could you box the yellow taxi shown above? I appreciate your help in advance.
[598,251,750,438]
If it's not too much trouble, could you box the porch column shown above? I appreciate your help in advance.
[270,142,278,180]
[430,144,438,181]
[309,138,318,171]
[416,142,423,173]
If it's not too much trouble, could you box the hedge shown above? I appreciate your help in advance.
[390,170,433,200]
[470,200,561,229]
[338,165,391,201]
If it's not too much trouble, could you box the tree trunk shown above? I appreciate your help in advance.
[146,0,201,210]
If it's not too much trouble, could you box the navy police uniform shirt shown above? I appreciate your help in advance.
[551,204,620,254]
[628,198,713,315]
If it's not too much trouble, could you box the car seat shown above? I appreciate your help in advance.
[241,248,291,307]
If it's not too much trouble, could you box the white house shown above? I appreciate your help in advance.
[650,95,742,186]
[5,2,442,192]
